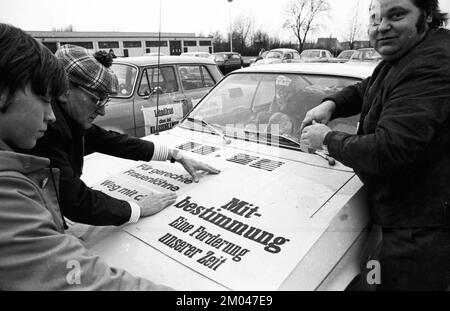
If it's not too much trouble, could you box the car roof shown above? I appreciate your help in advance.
[269,48,298,53]
[233,62,376,79]
[213,52,240,55]
[113,55,215,66]
[301,49,329,52]
[182,52,210,55]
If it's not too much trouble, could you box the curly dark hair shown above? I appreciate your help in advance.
[412,0,448,28]
[94,50,114,68]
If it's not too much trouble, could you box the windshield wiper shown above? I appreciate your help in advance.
[243,129,336,165]
[185,117,231,144]
[243,128,301,149]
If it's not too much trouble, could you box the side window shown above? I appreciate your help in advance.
[138,69,151,96]
[293,52,301,60]
[179,65,215,90]
[201,66,215,87]
[350,51,359,61]
[110,64,138,98]
[152,67,178,93]
[138,67,179,96]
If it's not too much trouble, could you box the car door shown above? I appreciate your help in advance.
[134,65,185,137]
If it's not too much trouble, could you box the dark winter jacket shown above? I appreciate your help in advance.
[324,28,450,228]
[0,141,171,290]
[29,101,157,226]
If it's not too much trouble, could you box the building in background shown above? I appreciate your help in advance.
[28,31,213,57]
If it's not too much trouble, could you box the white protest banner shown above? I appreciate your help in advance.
[91,160,338,290]
[142,103,184,136]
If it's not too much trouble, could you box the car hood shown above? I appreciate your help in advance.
[82,126,365,290]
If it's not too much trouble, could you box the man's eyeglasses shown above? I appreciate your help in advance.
[77,85,110,111]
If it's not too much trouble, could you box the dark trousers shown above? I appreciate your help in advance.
[377,224,450,291]
[347,224,450,291]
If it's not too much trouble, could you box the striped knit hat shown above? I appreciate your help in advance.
[55,44,118,94]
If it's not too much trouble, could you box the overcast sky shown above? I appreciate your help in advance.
[2,0,450,41]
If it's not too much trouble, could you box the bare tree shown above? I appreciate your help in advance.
[345,0,365,50]
[283,0,330,51]
[233,15,254,54]
[252,28,270,51]
[52,25,75,32]
[210,31,228,52]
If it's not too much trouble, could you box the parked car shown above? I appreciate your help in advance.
[300,49,333,62]
[94,56,223,138]
[253,48,301,66]
[241,56,255,67]
[213,52,243,74]
[144,52,167,57]
[349,48,382,63]
[328,50,356,63]
[180,52,215,61]
[248,50,269,66]
[78,62,381,291]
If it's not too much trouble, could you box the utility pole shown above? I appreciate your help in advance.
[228,0,233,52]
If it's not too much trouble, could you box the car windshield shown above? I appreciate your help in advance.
[363,49,382,60]
[301,51,321,58]
[110,63,138,97]
[338,51,355,59]
[266,51,283,59]
[181,72,360,148]
[351,49,382,62]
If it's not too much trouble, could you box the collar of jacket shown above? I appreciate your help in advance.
[0,143,50,175]
[50,99,87,140]
[0,140,13,152]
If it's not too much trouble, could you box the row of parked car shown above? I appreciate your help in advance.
[142,48,381,79]
[99,47,382,138]
[181,51,243,75]
[142,51,244,75]
[249,48,382,66]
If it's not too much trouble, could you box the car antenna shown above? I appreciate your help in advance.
[155,0,162,135]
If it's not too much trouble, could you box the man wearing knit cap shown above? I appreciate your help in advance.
[29,44,220,227]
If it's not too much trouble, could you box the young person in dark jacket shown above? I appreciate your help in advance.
[300,0,450,290]
[29,44,220,227]
[0,23,172,290]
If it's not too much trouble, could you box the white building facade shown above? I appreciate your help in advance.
[28,31,213,57]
